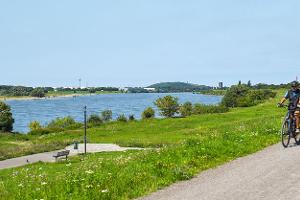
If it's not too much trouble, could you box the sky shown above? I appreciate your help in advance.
[0,0,299,87]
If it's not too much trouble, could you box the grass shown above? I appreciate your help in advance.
[0,91,286,199]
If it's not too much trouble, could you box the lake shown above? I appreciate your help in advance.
[5,93,222,133]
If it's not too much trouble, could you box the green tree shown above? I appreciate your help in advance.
[142,107,155,119]
[179,102,193,117]
[247,80,252,87]
[30,88,45,98]
[154,95,179,118]
[0,101,14,132]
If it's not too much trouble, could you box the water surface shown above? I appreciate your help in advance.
[5,93,222,133]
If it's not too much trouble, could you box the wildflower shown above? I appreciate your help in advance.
[39,167,42,170]
[41,182,47,186]
[18,183,23,187]
[66,163,72,167]
[85,170,94,174]
[101,189,108,193]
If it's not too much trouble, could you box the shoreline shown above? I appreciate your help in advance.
[0,93,101,101]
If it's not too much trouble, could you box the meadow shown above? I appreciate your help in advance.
[0,92,286,199]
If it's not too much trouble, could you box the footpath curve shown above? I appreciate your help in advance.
[139,143,300,200]
[0,143,141,170]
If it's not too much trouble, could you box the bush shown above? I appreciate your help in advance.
[117,114,127,122]
[28,121,42,131]
[0,101,14,132]
[154,95,179,118]
[101,110,112,122]
[142,107,155,119]
[47,116,80,130]
[87,114,103,126]
[179,102,193,117]
[128,115,135,121]
[28,128,50,136]
[193,104,229,115]
[221,85,276,107]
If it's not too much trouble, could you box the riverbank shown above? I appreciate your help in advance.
[0,92,283,199]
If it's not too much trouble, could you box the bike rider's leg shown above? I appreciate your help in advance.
[295,110,300,133]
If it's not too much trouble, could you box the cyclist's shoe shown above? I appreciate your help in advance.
[296,129,300,134]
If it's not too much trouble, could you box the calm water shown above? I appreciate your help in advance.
[5,93,222,133]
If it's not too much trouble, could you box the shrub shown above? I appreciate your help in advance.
[179,102,193,117]
[154,95,179,118]
[142,107,155,119]
[101,110,112,122]
[28,121,42,131]
[221,85,276,107]
[128,115,135,121]
[193,104,229,115]
[47,116,80,130]
[0,101,14,132]
[117,114,127,122]
[87,114,103,126]
[28,129,50,136]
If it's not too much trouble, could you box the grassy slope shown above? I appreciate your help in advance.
[0,93,286,199]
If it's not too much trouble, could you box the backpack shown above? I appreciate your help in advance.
[287,89,300,110]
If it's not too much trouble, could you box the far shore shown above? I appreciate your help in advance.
[0,93,109,101]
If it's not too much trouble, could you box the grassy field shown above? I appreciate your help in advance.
[0,92,286,199]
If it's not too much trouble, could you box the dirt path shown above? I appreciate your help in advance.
[139,143,300,200]
[0,143,141,170]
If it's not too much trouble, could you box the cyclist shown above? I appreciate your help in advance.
[279,81,300,133]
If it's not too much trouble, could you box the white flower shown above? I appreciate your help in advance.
[66,163,72,167]
[85,170,94,174]
[18,183,23,187]
[41,182,47,186]
[101,189,109,193]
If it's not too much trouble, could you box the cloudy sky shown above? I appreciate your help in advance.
[0,0,299,87]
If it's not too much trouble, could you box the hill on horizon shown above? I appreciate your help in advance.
[147,82,212,92]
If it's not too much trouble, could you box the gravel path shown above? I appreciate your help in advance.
[0,143,141,170]
[139,143,300,200]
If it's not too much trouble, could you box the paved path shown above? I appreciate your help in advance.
[0,143,141,170]
[140,143,300,200]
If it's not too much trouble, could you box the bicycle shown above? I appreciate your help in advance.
[279,104,300,148]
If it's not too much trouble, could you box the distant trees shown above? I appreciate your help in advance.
[0,101,14,132]
[155,95,179,118]
[30,88,46,98]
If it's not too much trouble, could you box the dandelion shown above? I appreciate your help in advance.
[101,189,109,193]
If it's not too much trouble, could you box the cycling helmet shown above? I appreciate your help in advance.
[291,81,299,87]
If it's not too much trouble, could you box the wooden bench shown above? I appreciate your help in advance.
[53,150,70,161]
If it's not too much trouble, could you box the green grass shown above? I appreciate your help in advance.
[0,92,287,199]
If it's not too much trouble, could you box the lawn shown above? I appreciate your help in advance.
[0,93,286,199]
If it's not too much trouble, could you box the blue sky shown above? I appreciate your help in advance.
[0,0,299,87]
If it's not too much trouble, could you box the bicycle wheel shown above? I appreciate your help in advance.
[282,120,290,148]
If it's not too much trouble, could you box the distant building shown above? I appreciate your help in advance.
[218,82,223,89]
[144,87,156,92]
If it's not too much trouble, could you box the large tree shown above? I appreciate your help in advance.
[0,101,14,132]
